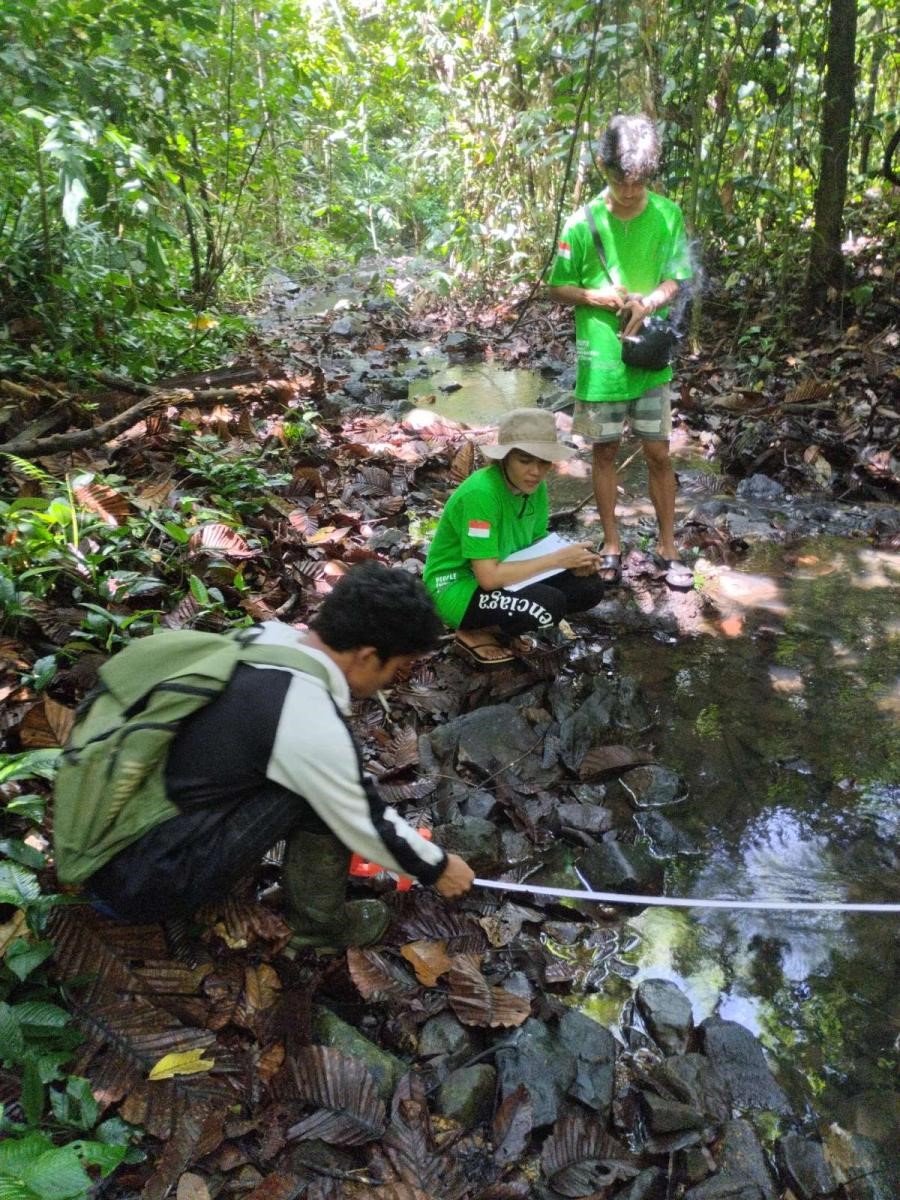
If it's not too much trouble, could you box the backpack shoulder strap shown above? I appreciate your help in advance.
[235,641,334,689]
[583,204,614,283]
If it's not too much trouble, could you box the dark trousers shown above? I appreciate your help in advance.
[89,784,331,923]
[459,570,606,636]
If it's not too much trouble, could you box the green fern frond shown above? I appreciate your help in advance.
[2,453,58,489]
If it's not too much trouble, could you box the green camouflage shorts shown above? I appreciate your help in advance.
[573,385,673,444]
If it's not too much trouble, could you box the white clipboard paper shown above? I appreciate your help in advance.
[503,533,572,592]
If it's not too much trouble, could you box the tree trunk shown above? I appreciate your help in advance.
[805,0,858,303]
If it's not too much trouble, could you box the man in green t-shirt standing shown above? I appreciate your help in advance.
[548,114,694,589]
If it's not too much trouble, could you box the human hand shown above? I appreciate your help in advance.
[619,299,652,338]
[555,541,601,571]
[582,285,627,312]
[434,853,475,898]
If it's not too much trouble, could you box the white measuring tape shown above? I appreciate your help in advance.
[473,877,900,914]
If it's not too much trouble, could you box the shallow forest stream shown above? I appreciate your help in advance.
[411,355,900,1147]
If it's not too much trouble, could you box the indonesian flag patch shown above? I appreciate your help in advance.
[557,240,571,260]
[467,519,491,539]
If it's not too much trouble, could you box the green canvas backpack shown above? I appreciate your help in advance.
[53,627,332,885]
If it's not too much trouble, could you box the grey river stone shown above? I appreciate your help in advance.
[775,1133,837,1198]
[635,978,694,1055]
[621,764,686,808]
[719,1120,777,1200]
[436,1064,496,1128]
[699,1017,792,1114]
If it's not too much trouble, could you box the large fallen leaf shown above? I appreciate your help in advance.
[383,1097,467,1199]
[540,1112,633,1197]
[578,745,652,781]
[188,523,256,559]
[307,524,349,546]
[347,947,419,1003]
[73,480,130,526]
[447,955,531,1028]
[285,1046,386,1145]
[133,475,175,508]
[148,1049,216,1080]
[450,440,476,485]
[18,698,75,748]
[0,909,28,957]
[243,964,282,1015]
[493,1083,533,1167]
[399,940,452,988]
[244,1175,303,1200]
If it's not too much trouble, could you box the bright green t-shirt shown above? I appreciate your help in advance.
[548,191,694,403]
[423,464,549,628]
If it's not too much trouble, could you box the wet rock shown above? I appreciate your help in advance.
[343,378,371,400]
[634,809,701,856]
[419,1012,473,1063]
[654,1054,731,1123]
[444,331,472,350]
[642,1128,705,1156]
[542,921,584,944]
[721,513,781,541]
[557,1009,617,1115]
[436,1064,496,1128]
[684,1176,766,1199]
[502,970,534,1001]
[719,1120,777,1200]
[775,1133,836,1198]
[495,1018,571,1127]
[822,1126,900,1200]
[620,764,685,808]
[547,670,601,724]
[699,1017,792,1114]
[424,704,557,786]
[383,374,411,399]
[736,474,786,501]
[571,783,608,805]
[432,816,500,869]
[312,1006,404,1099]
[680,1146,716,1185]
[496,1010,616,1127]
[499,829,532,863]
[558,802,614,835]
[558,677,616,771]
[460,789,498,820]
[614,1169,667,1200]
[330,315,356,336]
[635,978,694,1055]
[641,1091,707,1133]
[579,839,663,893]
[366,527,406,552]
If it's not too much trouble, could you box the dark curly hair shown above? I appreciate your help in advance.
[598,114,660,182]
[310,562,443,660]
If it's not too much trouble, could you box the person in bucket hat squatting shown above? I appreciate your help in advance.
[548,114,695,590]
[53,564,475,950]
[423,407,608,666]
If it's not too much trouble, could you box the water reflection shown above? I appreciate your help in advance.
[603,547,899,1155]
[408,362,546,425]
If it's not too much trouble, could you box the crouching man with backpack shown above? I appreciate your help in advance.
[53,563,474,949]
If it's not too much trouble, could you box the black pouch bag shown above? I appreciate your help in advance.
[619,313,679,370]
[583,204,680,371]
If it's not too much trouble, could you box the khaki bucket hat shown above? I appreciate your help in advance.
[481,407,574,463]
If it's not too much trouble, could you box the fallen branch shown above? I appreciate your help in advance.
[0,384,274,459]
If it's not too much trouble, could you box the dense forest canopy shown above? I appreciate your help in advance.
[1,0,897,379]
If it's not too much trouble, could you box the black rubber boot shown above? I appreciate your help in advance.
[281,830,390,950]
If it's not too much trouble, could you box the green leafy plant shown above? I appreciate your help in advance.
[1,752,143,1193]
